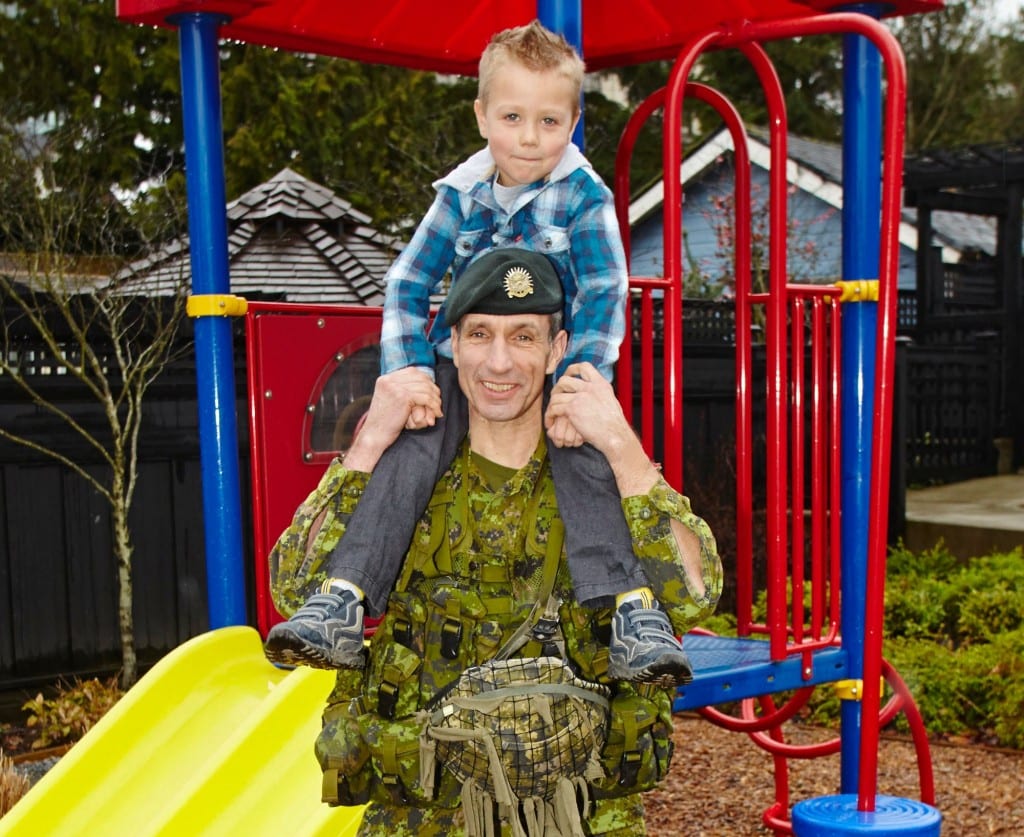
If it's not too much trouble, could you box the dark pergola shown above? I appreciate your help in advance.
[904,142,1024,467]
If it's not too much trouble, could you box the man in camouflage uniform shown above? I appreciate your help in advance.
[270,249,722,836]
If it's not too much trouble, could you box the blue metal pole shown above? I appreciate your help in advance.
[838,3,883,794]
[176,13,248,628]
[537,0,585,148]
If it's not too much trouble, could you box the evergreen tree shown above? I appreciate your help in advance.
[891,0,1024,150]
[219,46,481,232]
[0,0,185,248]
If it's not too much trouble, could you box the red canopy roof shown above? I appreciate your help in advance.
[116,0,942,74]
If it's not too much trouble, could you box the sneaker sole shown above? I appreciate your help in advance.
[264,630,366,670]
[607,658,694,689]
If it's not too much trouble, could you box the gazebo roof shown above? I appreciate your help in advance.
[904,141,1024,195]
[115,168,399,305]
[903,141,1024,262]
[116,0,943,74]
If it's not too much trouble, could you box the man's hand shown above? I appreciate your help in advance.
[343,368,442,473]
[545,362,659,497]
[548,366,709,599]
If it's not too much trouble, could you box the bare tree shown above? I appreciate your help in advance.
[0,129,189,687]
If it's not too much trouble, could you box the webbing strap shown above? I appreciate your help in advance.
[381,734,400,775]
[432,496,454,575]
[621,707,639,750]
[494,515,564,661]
[395,489,451,590]
[430,680,610,722]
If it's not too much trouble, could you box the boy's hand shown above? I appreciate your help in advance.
[545,413,583,448]
[404,368,444,429]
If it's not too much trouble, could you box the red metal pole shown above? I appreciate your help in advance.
[738,41,790,660]
[661,29,728,489]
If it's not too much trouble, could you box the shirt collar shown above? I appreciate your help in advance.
[434,143,589,196]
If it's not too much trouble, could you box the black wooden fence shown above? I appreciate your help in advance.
[0,363,247,689]
[0,296,1006,688]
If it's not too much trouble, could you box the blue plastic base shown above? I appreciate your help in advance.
[792,795,942,835]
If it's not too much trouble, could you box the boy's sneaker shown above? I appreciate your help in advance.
[607,598,693,688]
[263,589,367,669]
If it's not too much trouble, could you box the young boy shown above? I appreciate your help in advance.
[264,21,692,687]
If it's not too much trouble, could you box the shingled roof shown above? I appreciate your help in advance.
[629,127,997,265]
[115,168,399,305]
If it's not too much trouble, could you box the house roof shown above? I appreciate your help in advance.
[629,127,997,263]
[115,168,399,305]
[0,253,117,290]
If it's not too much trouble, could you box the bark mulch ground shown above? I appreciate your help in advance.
[645,714,1024,836]
[5,710,1023,834]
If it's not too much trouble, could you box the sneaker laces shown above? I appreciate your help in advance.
[623,605,679,645]
[291,591,359,624]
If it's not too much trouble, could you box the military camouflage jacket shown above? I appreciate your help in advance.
[270,436,722,837]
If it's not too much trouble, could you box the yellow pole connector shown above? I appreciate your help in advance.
[833,677,886,701]
[186,294,249,318]
[833,280,879,303]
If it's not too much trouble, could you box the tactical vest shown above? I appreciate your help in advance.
[314,444,675,819]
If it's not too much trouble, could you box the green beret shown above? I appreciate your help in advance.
[443,248,564,326]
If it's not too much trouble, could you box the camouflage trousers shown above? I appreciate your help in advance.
[356,795,646,836]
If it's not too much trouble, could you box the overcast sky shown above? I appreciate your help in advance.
[994,0,1023,21]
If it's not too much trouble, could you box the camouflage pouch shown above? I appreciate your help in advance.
[317,669,372,806]
[317,584,475,811]
[558,605,676,800]
[358,710,436,807]
[319,597,442,809]
[316,665,461,810]
[426,656,610,801]
[367,637,423,725]
[591,687,675,799]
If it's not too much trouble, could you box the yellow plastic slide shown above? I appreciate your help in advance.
[0,627,365,836]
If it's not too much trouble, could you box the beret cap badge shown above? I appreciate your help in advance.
[503,266,534,299]
[443,248,562,325]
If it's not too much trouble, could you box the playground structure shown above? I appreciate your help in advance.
[4,1,948,834]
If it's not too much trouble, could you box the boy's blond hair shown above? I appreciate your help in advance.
[477,20,585,114]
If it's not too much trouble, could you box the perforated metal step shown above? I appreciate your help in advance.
[674,634,850,712]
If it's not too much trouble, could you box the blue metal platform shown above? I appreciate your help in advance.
[674,634,851,712]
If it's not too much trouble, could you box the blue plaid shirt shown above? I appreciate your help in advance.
[380,144,627,381]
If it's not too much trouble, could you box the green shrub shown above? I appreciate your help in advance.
[881,546,1024,747]
[884,574,952,641]
[956,583,1024,644]
[693,544,1024,749]
[982,628,1024,748]
[886,541,961,579]
[885,541,961,640]
[697,611,737,636]
[22,676,123,750]
[884,637,973,738]
[888,627,1024,745]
